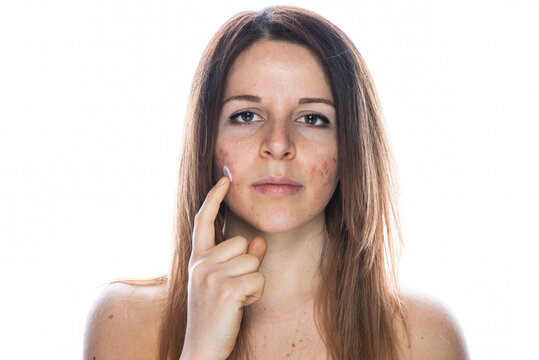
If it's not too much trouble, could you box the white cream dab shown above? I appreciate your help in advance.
[223,165,232,183]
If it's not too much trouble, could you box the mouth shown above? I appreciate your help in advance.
[251,184,304,197]
[251,176,304,197]
[252,176,302,186]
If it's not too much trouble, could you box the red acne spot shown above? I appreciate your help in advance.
[108,314,114,319]
[309,164,317,176]
[322,161,328,171]
[291,343,296,347]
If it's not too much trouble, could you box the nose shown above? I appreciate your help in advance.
[259,118,296,160]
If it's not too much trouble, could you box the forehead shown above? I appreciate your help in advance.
[224,40,333,100]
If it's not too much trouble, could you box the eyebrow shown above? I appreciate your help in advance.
[222,94,335,107]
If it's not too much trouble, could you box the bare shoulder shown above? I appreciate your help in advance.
[83,280,167,360]
[398,292,470,360]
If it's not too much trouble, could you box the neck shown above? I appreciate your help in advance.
[222,208,326,318]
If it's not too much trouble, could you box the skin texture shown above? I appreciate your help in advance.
[214,39,340,319]
[83,283,470,360]
[215,40,339,234]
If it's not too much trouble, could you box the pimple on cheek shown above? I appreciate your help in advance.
[307,156,339,190]
[309,160,331,178]
[217,147,230,165]
[216,146,237,181]
[219,147,229,158]
[319,160,330,176]
[322,160,328,171]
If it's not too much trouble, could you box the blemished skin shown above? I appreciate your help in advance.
[214,39,340,238]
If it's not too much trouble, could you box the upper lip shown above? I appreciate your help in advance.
[252,176,303,186]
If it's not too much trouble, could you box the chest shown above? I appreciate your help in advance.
[247,312,329,360]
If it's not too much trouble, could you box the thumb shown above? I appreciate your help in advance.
[247,236,267,268]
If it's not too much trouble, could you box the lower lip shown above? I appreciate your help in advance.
[252,184,303,197]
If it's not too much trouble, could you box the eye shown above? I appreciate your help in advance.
[297,113,330,127]
[229,111,262,125]
[228,110,331,128]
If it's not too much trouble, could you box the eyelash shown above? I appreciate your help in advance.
[228,110,331,128]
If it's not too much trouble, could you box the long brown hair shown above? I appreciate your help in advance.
[114,5,408,359]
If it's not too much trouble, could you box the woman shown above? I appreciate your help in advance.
[84,6,468,360]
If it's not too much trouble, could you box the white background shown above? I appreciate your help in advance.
[1,0,538,359]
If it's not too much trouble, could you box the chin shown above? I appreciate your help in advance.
[227,205,314,234]
[249,219,301,234]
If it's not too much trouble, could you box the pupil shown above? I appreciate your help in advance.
[242,112,253,121]
[307,114,315,124]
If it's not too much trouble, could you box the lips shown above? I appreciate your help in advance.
[252,184,303,197]
[251,176,303,197]
[251,176,302,186]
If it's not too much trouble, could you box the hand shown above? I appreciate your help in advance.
[181,176,267,360]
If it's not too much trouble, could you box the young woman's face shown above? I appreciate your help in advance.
[215,39,339,233]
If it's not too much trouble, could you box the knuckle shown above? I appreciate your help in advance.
[188,260,207,280]
[194,211,206,224]
[209,277,232,301]
[189,259,213,282]
[234,236,249,252]
[205,271,221,288]
[221,279,237,299]
[191,264,223,291]
[246,254,261,269]
[255,272,266,285]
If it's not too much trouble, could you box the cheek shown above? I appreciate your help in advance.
[215,145,230,169]
[304,154,338,220]
[308,156,338,187]
[215,142,244,190]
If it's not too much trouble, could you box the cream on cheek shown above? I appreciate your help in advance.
[215,141,244,194]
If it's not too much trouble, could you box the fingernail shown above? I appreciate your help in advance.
[223,165,232,183]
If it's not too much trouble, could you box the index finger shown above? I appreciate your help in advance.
[191,175,230,255]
